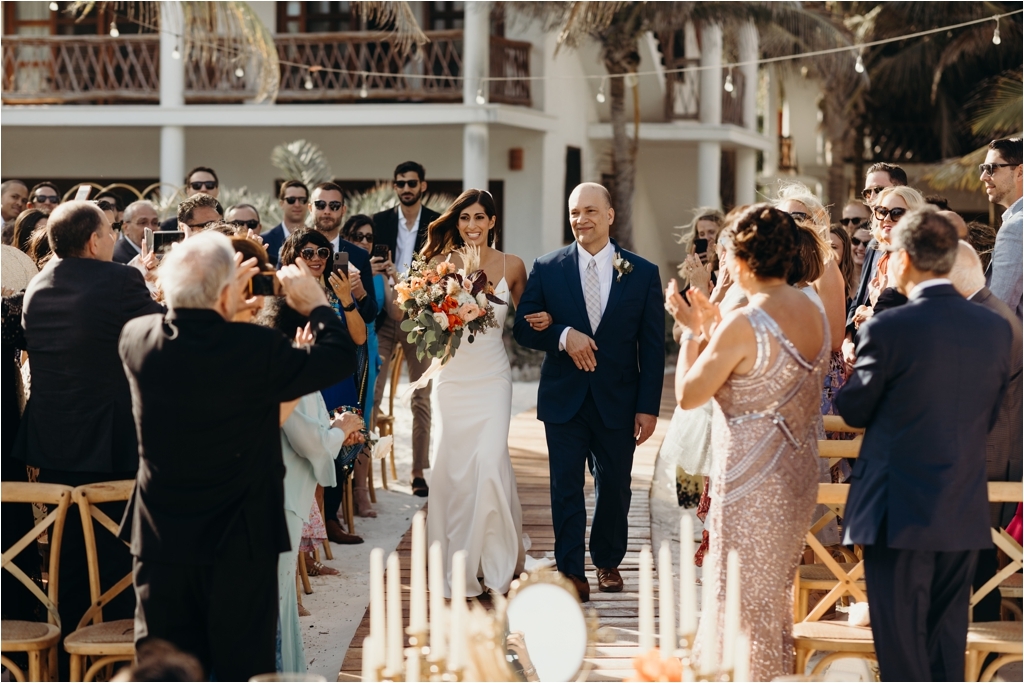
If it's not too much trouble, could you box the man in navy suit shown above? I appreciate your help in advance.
[514,183,664,601]
[836,208,1013,682]
[262,180,309,266]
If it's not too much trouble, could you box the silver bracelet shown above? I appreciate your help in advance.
[521,665,536,677]
[680,329,699,344]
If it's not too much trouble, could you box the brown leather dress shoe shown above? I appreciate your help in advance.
[326,519,363,545]
[563,573,590,602]
[596,567,623,592]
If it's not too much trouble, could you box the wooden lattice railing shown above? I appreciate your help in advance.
[2,31,531,106]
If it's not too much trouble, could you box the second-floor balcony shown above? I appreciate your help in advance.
[1,30,531,107]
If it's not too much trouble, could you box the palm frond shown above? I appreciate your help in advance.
[352,1,429,52]
[219,186,283,228]
[270,140,335,190]
[344,182,455,217]
[970,70,1023,136]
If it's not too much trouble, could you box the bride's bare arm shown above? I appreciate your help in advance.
[505,254,528,309]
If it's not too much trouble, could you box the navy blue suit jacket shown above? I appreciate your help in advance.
[513,241,664,430]
[262,223,287,266]
[335,238,379,324]
[836,283,1012,551]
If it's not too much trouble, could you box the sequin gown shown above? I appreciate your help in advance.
[695,305,828,680]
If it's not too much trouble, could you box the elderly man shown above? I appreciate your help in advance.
[1,179,28,243]
[982,137,1023,318]
[114,200,161,264]
[118,232,357,679]
[15,201,163,673]
[837,209,1013,681]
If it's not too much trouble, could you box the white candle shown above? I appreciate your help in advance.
[733,631,751,683]
[369,548,386,671]
[721,550,741,671]
[638,545,655,652]
[658,541,676,658]
[428,541,447,660]
[405,641,421,682]
[362,636,378,682]
[410,511,428,635]
[698,553,718,675]
[449,549,467,671]
[386,551,404,675]
[680,514,697,637]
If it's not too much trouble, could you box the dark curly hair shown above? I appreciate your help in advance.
[279,228,333,283]
[720,203,799,281]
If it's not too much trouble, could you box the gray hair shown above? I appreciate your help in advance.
[890,207,959,275]
[158,231,235,310]
[947,240,986,297]
[123,200,159,223]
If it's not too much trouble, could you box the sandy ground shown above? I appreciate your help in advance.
[299,374,539,681]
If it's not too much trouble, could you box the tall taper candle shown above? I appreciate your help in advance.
[733,631,751,682]
[721,550,741,671]
[369,548,386,671]
[405,641,421,682]
[386,551,404,675]
[410,511,428,634]
[658,541,676,658]
[698,552,718,675]
[362,636,378,682]
[638,545,655,652]
[449,549,467,671]
[680,514,697,637]
[428,541,447,660]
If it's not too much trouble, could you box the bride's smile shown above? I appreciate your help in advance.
[457,203,496,248]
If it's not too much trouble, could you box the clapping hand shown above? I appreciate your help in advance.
[680,253,712,296]
[279,258,329,316]
[245,228,265,246]
[523,311,552,331]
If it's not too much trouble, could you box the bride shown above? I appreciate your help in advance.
[421,189,530,597]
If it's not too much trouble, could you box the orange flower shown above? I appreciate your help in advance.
[628,649,682,682]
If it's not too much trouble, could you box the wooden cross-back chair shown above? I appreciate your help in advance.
[1,482,74,682]
[373,343,403,490]
[965,481,1022,682]
[63,481,136,682]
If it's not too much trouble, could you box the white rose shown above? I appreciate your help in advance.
[476,293,488,308]
[433,312,449,330]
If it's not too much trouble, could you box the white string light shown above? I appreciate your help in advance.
[596,76,607,103]
[48,2,58,11]
[724,71,734,93]
[109,21,119,37]
[304,73,314,90]
[854,54,865,73]
[475,86,486,105]
[359,73,369,98]
[992,17,1002,44]
[171,41,181,60]
[234,66,245,78]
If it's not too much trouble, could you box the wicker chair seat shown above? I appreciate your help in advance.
[793,620,875,651]
[998,572,1022,598]
[1,620,61,650]
[967,621,1023,654]
[64,619,135,653]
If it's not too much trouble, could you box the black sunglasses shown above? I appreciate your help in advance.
[111,221,123,231]
[850,236,868,247]
[351,232,373,243]
[94,200,117,212]
[230,219,260,230]
[186,220,218,230]
[300,247,332,260]
[313,200,343,211]
[787,211,811,224]
[979,163,1019,177]
[32,194,60,204]
[189,180,218,191]
[283,196,308,205]
[861,186,885,201]
[873,206,907,221]
[839,216,864,228]
[394,179,419,189]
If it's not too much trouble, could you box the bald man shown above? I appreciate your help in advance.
[937,210,968,239]
[513,182,665,600]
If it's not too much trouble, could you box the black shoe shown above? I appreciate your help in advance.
[412,477,429,497]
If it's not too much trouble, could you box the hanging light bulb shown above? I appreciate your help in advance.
[475,85,486,105]
[304,74,314,90]
[359,74,369,99]
[109,21,119,37]
[235,66,245,78]
[724,72,734,93]
[596,77,607,104]
[854,54,865,74]
[171,41,181,60]
[49,2,59,11]
[992,18,1002,45]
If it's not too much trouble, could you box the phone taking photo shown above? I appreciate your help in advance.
[145,229,185,259]
[693,238,709,254]
[248,273,281,297]
[333,251,349,275]
[371,244,389,261]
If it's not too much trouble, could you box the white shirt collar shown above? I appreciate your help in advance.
[910,278,951,297]
[1003,197,1023,221]
[575,239,615,268]
[398,205,422,233]
[124,234,142,253]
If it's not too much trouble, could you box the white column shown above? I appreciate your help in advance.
[738,22,758,131]
[159,1,185,193]
[735,148,756,205]
[698,23,722,209]
[462,1,490,191]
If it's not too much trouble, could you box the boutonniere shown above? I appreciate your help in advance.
[613,252,633,282]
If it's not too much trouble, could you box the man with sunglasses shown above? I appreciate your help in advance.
[371,161,441,496]
[27,181,61,216]
[839,200,871,232]
[225,204,263,237]
[982,137,1023,319]
[263,180,309,266]
[177,193,224,236]
[160,166,220,231]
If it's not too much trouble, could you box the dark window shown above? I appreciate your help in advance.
[563,147,582,244]
[428,1,464,30]
[3,2,153,36]
[277,1,357,33]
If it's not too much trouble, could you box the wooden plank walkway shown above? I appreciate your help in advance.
[339,375,676,681]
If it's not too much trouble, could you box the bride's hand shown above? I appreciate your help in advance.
[524,311,552,331]
[665,279,705,334]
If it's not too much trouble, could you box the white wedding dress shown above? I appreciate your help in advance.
[427,269,526,598]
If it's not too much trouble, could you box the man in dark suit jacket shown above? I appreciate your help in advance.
[836,209,1013,682]
[118,232,357,680]
[262,180,310,266]
[514,183,664,601]
[370,161,441,494]
[15,202,163,672]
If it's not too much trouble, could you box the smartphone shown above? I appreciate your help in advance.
[693,238,709,254]
[248,273,281,297]
[144,229,185,258]
[74,185,91,201]
[372,244,389,261]
[333,251,349,275]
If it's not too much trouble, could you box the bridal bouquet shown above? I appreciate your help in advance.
[395,246,506,364]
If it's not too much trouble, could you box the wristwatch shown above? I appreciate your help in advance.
[341,300,358,312]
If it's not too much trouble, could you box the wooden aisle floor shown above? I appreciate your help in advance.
[339,375,676,681]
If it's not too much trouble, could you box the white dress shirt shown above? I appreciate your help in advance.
[559,240,615,349]
[394,205,422,275]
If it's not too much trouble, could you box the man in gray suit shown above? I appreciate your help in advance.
[949,241,1023,622]
[982,137,1023,319]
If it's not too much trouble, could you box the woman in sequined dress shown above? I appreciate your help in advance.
[666,205,827,680]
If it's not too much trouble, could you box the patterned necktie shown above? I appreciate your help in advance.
[585,258,602,333]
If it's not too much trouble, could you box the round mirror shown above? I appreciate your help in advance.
[506,579,588,681]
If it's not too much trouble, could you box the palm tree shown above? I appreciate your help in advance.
[511,2,850,249]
